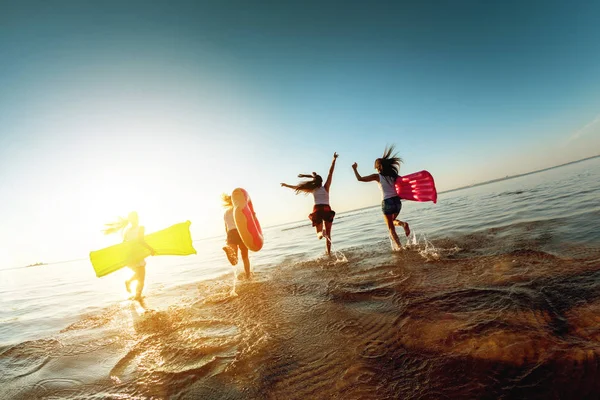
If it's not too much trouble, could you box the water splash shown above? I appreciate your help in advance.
[325,235,348,264]
[406,231,418,247]
[401,230,440,260]
[389,234,403,252]
[418,234,441,261]
[332,250,348,264]
[230,267,238,297]
[409,232,461,261]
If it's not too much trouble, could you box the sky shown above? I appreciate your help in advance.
[1,0,600,268]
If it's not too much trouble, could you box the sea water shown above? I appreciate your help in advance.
[1,157,599,399]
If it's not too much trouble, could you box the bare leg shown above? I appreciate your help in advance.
[239,244,251,279]
[324,221,333,255]
[125,275,132,293]
[223,243,239,265]
[384,214,402,249]
[126,266,139,293]
[134,266,146,300]
[315,224,324,239]
[392,214,410,236]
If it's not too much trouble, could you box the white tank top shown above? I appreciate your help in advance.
[312,186,330,205]
[124,225,142,241]
[377,174,398,200]
[224,208,236,231]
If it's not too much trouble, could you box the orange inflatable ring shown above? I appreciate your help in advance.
[231,188,263,251]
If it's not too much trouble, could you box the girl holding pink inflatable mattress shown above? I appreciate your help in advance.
[352,145,410,250]
[281,152,338,255]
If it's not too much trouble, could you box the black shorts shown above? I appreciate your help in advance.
[226,229,245,247]
[308,204,336,226]
[382,196,402,215]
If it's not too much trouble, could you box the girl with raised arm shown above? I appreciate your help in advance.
[281,152,338,255]
[352,145,410,250]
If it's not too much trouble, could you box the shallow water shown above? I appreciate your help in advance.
[1,157,599,399]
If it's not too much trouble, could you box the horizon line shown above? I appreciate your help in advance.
[6,153,598,270]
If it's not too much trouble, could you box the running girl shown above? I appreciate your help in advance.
[352,146,410,249]
[281,152,338,255]
[103,211,155,300]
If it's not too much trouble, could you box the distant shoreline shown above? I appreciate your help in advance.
[1,258,86,272]
[439,154,600,195]
[25,262,47,267]
[4,154,598,270]
[266,154,600,230]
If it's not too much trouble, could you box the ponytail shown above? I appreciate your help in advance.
[103,214,132,235]
[293,172,323,195]
[104,211,138,235]
[376,145,403,179]
[221,193,233,208]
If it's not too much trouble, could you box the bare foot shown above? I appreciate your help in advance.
[131,294,144,302]
[394,220,410,237]
[222,246,238,266]
[134,295,147,308]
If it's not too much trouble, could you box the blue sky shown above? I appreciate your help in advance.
[1,0,599,267]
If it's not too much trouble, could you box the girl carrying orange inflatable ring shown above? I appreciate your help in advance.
[221,193,252,279]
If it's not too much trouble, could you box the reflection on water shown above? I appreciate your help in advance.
[2,234,599,399]
[1,157,600,398]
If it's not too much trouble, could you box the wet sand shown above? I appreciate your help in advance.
[2,239,599,399]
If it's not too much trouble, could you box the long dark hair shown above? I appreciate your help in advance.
[375,145,403,183]
[293,172,323,195]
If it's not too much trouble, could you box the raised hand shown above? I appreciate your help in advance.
[352,162,358,169]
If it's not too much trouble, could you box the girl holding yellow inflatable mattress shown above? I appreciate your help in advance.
[103,211,155,300]
[281,152,338,255]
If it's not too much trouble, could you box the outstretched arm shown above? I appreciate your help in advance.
[281,183,298,190]
[324,152,338,191]
[352,162,379,182]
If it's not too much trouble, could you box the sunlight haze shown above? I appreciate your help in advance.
[1,0,599,268]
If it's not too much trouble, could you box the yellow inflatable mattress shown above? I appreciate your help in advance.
[89,221,197,277]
